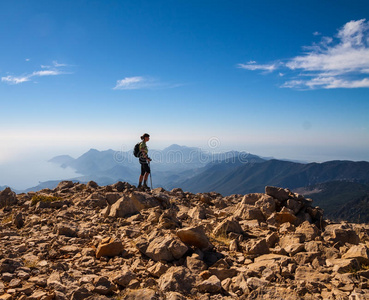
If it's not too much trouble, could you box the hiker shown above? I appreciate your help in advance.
[137,133,151,190]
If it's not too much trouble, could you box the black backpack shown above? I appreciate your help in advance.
[133,143,141,157]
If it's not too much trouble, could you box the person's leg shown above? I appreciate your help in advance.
[143,164,151,189]
[138,164,145,188]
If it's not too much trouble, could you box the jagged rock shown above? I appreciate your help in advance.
[0,187,17,208]
[342,244,369,264]
[56,181,74,191]
[96,237,124,258]
[197,275,222,293]
[56,223,79,237]
[93,276,116,295]
[245,238,269,255]
[241,193,264,205]
[144,235,188,262]
[86,181,99,189]
[130,191,163,210]
[70,287,93,300]
[255,195,277,218]
[234,204,265,221]
[148,262,170,278]
[295,221,320,241]
[265,186,292,201]
[185,254,207,274]
[213,217,243,236]
[13,212,24,229]
[327,258,361,273]
[295,266,330,282]
[177,225,213,250]
[157,266,195,293]
[109,195,139,218]
[112,268,136,287]
[269,207,298,226]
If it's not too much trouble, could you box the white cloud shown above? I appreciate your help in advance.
[1,61,69,85]
[113,76,181,90]
[114,76,148,90]
[32,70,61,77]
[1,75,30,84]
[240,19,369,89]
[237,62,277,72]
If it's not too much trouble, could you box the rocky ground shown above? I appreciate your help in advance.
[1,181,369,300]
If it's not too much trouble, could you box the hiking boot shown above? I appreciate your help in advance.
[143,183,150,191]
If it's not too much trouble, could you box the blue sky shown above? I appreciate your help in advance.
[1,0,369,172]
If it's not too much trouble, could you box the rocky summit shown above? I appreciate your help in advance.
[1,182,369,300]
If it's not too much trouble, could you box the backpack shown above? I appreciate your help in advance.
[133,142,141,157]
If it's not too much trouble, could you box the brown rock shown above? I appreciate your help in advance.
[158,266,195,293]
[213,217,243,236]
[177,226,213,250]
[245,238,269,255]
[109,195,139,218]
[296,221,320,242]
[265,186,291,201]
[96,237,124,258]
[145,235,188,262]
[197,275,222,293]
[255,195,277,218]
[234,204,265,221]
[0,187,17,208]
[295,266,330,282]
[342,244,369,264]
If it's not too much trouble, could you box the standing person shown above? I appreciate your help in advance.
[138,133,151,190]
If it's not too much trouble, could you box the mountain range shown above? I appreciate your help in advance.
[4,144,369,222]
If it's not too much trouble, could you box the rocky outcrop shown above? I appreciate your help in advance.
[0,183,369,299]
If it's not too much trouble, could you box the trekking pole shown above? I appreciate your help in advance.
[149,161,153,190]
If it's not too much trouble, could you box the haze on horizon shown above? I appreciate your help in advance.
[1,0,369,188]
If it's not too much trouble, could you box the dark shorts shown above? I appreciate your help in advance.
[140,163,150,176]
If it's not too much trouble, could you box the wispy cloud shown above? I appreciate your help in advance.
[113,76,182,90]
[237,61,277,72]
[239,19,369,89]
[1,60,70,85]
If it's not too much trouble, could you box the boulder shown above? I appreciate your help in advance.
[144,235,188,262]
[96,237,124,258]
[342,244,369,264]
[234,204,265,221]
[109,195,139,218]
[112,268,136,287]
[255,195,277,218]
[245,238,269,255]
[295,266,330,282]
[0,187,17,208]
[295,221,320,242]
[130,191,163,210]
[93,276,116,295]
[213,217,243,236]
[158,266,195,293]
[265,186,291,201]
[56,223,78,237]
[197,275,222,293]
[13,212,24,229]
[241,193,264,205]
[177,226,213,250]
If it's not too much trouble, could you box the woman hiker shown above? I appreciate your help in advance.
[138,133,152,190]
